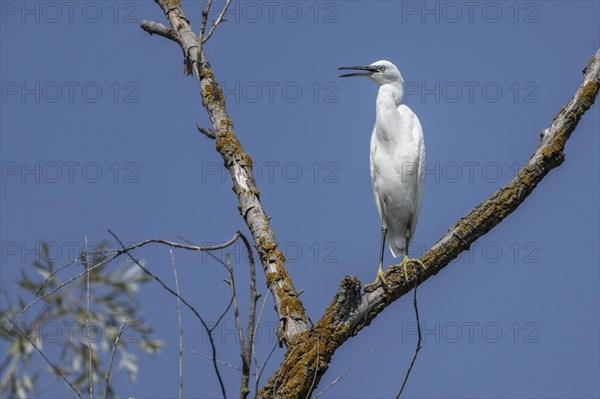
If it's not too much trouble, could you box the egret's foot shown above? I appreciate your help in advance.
[364,266,388,292]
[400,255,427,282]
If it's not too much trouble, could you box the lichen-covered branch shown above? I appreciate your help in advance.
[257,50,600,398]
[141,0,308,344]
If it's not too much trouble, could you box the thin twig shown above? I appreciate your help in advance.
[252,344,260,395]
[314,342,391,399]
[396,283,423,399]
[185,349,241,371]
[253,280,275,393]
[203,0,232,43]
[140,20,179,42]
[85,235,93,399]
[16,256,114,325]
[256,340,278,395]
[224,254,247,399]
[221,234,258,399]
[210,296,234,333]
[108,230,228,399]
[197,125,216,139]
[198,0,212,47]
[103,321,127,399]
[0,313,82,399]
[35,257,79,296]
[240,233,258,399]
[253,281,274,345]
[107,230,242,254]
[171,250,184,399]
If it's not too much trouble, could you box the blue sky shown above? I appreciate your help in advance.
[1,1,599,398]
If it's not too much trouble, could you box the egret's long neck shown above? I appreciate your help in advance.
[375,80,408,143]
[380,80,404,106]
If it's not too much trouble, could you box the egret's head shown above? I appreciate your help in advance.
[338,60,403,86]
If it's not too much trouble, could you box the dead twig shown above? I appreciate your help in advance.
[103,321,127,399]
[396,283,422,398]
[203,0,232,43]
[171,250,184,399]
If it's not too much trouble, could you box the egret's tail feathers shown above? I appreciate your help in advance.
[389,245,405,259]
[386,229,407,258]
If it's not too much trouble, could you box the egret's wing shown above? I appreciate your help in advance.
[410,111,425,239]
[370,124,384,220]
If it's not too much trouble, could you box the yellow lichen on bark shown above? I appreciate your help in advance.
[164,0,180,7]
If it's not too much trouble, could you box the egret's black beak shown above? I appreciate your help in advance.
[338,65,378,77]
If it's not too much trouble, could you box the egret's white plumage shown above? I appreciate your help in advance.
[339,60,425,286]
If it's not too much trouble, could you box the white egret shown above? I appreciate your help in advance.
[339,60,426,289]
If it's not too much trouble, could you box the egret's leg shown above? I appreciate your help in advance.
[399,255,426,280]
[365,225,388,290]
[399,233,427,283]
[376,225,388,284]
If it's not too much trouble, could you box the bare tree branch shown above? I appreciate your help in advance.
[112,233,242,254]
[224,254,249,399]
[198,0,212,46]
[170,250,184,399]
[255,340,278,395]
[219,231,257,399]
[142,0,309,345]
[17,256,114,325]
[240,233,258,398]
[203,0,232,44]
[198,125,217,139]
[140,20,179,42]
[396,285,422,398]
[84,235,93,399]
[257,49,600,398]
[185,349,241,372]
[103,321,127,399]
[34,257,79,296]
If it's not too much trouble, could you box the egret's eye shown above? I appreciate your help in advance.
[378,65,385,72]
